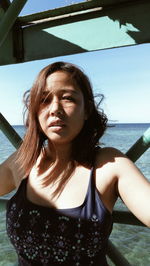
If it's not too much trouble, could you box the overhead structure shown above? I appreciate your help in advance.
[0,0,150,65]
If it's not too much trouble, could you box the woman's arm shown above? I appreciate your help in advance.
[0,151,18,196]
[116,152,150,227]
[96,147,150,227]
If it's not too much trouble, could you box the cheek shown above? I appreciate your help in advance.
[37,111,46,130]
[66,98,86,116]
[70,109,87,130]
[66,106,86,122]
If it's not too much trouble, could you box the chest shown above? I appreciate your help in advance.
[26,166,92,209]
[25,163,117,213]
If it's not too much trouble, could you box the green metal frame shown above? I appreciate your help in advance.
[0,113,22,149]
[126,127,150,162]
[0,0,27,47]
[0,0,150,65]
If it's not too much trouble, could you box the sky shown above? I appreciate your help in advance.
[0,0,150,125]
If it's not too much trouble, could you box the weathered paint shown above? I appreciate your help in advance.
[0,0,150,65]
[143,128,150,146]
[43,18,138,50]
[0,113,22,149]
[23,1,150,62]
[126,127,150,162]
[0,31,15,65]
[0,0,27,47]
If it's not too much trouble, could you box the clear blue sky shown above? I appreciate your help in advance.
[1,0,150,125]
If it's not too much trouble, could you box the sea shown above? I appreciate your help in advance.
[0,123,150,266]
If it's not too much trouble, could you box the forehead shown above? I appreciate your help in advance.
[43,71,82,96]
[46,71,73,88]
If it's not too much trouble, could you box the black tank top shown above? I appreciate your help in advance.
[6,167,113,266]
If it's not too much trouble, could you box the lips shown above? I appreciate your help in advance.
[48,120,65,128]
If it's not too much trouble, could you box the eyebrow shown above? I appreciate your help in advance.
[42,89,79,96]
[60,89,79,95]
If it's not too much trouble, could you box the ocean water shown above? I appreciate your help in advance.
[0,123,150,265]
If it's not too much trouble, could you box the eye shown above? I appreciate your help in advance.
[62,95,75,102]
[40,95,51,105]
[40,98,47,104]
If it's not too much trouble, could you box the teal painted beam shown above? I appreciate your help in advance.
[18,0,145,26]
[22,1,150,63]
[126,127,150,162]
[0,30,15,65]
[18,0,103,25]
[0,0,150,65]
[0,113,22,149]
[107,240,131,266]
[0,198,7,211]
[0,0,27,48]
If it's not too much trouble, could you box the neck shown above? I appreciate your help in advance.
[46,141,72,164]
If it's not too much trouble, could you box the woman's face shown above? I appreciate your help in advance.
[38,71,87,146]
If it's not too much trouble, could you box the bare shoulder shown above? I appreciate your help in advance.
[94,147,124,190]
[93,147,126,211]
[95,146,139,179]
[94,146,150,189]
[94,147,129,193]
[95,146,127,169]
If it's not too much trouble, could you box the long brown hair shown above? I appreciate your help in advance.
[16,62,108,197]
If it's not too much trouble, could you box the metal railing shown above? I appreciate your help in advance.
[0,112,150,266]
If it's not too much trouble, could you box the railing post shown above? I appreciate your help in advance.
[0,113,22,149]
[0,0,27,47]
[126,127,150,162]
[107,240,131,266]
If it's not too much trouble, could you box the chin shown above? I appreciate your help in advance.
[46,129,81,145]
[47,136,76,146]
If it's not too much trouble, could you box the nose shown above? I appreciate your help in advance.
[49,97,63,116]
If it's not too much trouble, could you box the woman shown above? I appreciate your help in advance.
[0,61,150,266]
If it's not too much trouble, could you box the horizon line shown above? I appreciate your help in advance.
[11,122,150,126]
